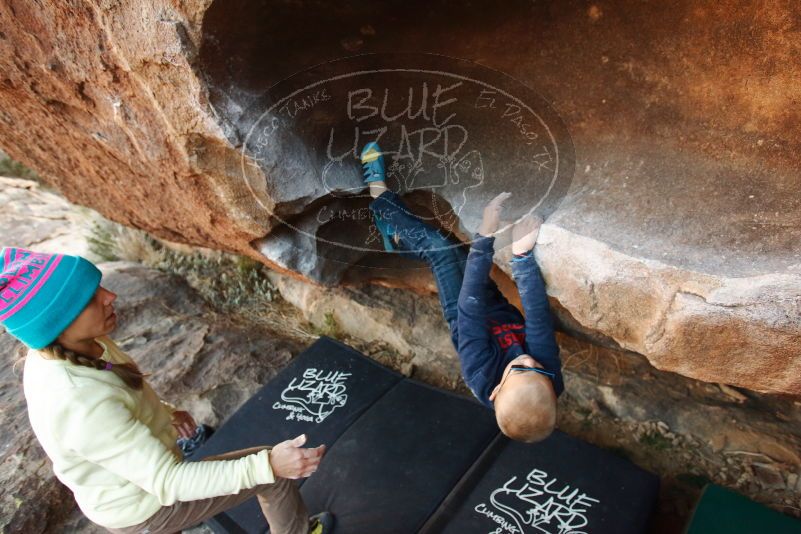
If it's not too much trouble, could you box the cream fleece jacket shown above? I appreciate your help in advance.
[22,336,274,529]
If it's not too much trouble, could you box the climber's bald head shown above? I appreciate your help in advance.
[490,354,557,443]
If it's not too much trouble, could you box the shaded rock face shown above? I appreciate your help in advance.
[0,1,799,393]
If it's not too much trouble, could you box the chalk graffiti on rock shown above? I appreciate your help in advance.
[319,82,484,218]
[241,54,576,261]
[473,468,599,534]
[273,368,352,423]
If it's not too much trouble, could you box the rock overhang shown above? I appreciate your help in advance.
[0,0,797,393]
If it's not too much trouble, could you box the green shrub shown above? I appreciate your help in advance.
[0,151,40,181]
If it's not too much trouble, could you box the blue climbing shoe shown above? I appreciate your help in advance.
[361,142,398,252]
[360,141,386,183]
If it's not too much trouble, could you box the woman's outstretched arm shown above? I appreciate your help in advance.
[56,383,323,504]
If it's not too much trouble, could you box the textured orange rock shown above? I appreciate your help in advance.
[0,0,799,394]
[0,0,273,262]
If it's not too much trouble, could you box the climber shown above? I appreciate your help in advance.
[361,142,564,443]
[1,247,334,534]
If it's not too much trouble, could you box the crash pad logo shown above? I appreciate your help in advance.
[473,468,600,534]
[272,368,352,423]
[240,53,575,266]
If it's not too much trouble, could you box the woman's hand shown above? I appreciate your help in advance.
[512,213,544,255]
[478,192,512,237]
[171,410,197,439]
[269,434,326,480]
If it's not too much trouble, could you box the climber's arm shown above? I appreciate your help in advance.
[510,251,564,396]
[509,214,563,395]
[458,190,511,321]
[457,192,512,400]
[457,233,498,398]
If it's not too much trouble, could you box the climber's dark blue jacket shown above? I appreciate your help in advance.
[456,233,564,409]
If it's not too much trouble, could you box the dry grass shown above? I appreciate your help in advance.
[0,150,40,181]
[82,210,323,342]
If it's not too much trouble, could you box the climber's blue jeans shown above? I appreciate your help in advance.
[368,190,467,346]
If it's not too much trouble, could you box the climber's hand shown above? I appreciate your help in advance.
[512,213,544,255]
[269,434,326,480]
[478,192,512,237]
[171,410,197,439]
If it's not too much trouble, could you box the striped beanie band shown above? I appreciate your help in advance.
[0,247,101,349]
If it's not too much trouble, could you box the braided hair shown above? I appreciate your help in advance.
[41,342,145,390]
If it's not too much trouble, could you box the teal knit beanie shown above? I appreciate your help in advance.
[0,247,102,349]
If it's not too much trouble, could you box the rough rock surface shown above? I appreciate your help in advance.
[0,1,799,394]
[0,177,93,257]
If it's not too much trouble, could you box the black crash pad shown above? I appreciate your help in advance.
[198,336,659,534]
[195,336,402,534]
[299,379,499,533]
[422,432,659,534]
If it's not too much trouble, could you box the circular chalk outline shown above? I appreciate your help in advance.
[240,54,572,254]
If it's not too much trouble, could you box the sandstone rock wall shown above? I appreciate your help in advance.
[0,0,271,255]
[0,0,799,393]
